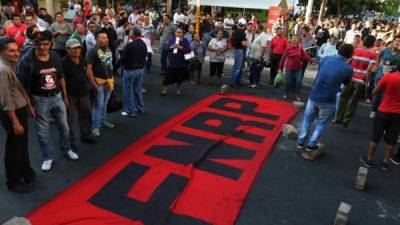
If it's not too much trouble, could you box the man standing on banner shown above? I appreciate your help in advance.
[17,31,79,172]
[0,37,36,193]
[297,44,354,153]
[229,21,248,87]
[335,35,377,128]
[120,26,148,117]
[63,39,97,151]
[86,31,115,137]
[269,27,288,85]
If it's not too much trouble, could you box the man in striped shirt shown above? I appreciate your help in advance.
[335,35,377,127]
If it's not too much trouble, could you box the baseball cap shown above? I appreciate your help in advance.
[238,21,246,26]
[66,39,81,48]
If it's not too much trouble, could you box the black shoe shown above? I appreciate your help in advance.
[381,161,390,171]
[342,123,348,128]
[390,156,400,166]
[305,145,319,152]
[360,156,375,168]
[297,143,305,151]
[8,183,33,193]
[81,135,97,144]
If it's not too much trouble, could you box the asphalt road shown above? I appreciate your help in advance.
[0,54,399,225]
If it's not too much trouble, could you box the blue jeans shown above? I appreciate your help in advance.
[229,49,244,86]
[31,93,71,160]
[285,69,303,96]
[92,84,112,129]
[297,99,336,149]
[249,58,263,85]
[123,68,145,114]
[160,44,168,74]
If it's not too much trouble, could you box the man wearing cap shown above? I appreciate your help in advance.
[17,30,79,172]
[0,37,36,193]
[119,26,148,117]
[229,21,248,87]
[63,39,96,150]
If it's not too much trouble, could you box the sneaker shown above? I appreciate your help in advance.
[92,128,101,137]
[305,145,319,152]
[121,112,136,117]
[381,161,390,171]
[359,156,374,168]
[369,111,376,119]
[282,94,288,99]
[103,122,115,129]
[297,143,305,151]
[65,150,79,160]
[389,156,400,166]
[41,159,53,172]
[249,84,257,88]
[295,96,302,102]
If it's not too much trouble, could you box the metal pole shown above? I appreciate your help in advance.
[318,0,328,23]
[305,0,314,25]
[196,0,200,34]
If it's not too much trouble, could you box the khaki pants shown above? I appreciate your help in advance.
[335,81,365,125]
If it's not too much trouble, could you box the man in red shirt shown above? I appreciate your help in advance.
[360,61,400,170]
[335,35,377,127]
[269,27,288,85]
[7,14,28,48]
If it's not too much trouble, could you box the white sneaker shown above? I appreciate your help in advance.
[66,150,79,160]
[369,111,376,119]
[103,122,115,129]
[41,159,53,172]
[121,112,136,117]
[92,128,101,137]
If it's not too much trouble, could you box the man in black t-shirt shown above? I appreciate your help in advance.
[63,39,96,150]
[86,31,115,137]
[229,22,247,87]
[17,30,79,172]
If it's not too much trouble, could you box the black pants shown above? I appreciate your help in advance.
[67,95,92,144]
[209,62,224,77]
[190,60,203,82]
[163,67,188,86]
[0,107,35,187]
[146,53,152,71]
[270,54,282,84]
[301,60,308,78]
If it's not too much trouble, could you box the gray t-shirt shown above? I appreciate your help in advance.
[49,22,72,50]
[160,24,176,45]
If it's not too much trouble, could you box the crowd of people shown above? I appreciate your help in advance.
[0,1,399,194]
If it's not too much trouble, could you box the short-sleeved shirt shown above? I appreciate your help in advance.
[250,32,268,59]
[160,24,176,45]
[231,29,246,49]
[62,56,89,98]
[377,72,400,114]
[0,58,28,110]
[30,54,64,96]
[208,38,227,62]
[85,46,113,79]
[376,48,400,81]
[49,22,72,50]
[7,24,27,48]
[141,24,154,40]
[310,55,353,103]
[351,48,377,84]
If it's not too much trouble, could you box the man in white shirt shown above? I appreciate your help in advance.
[249,25,268,87]
[344,23,362,44]
[224,14,234,30]
[85,21,98,52]
[128,9,141,25]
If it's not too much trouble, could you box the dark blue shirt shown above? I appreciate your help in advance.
[309,55,353,103]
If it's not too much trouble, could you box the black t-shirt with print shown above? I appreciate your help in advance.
[30,53,64,96]
[85,46,113,79]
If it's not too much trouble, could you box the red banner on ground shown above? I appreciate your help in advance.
[27,94,298,225]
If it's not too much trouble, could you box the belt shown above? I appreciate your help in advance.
[34,91,60,97]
